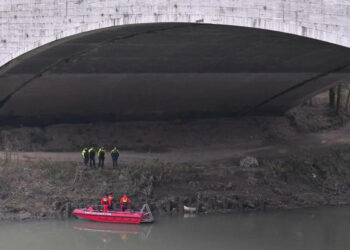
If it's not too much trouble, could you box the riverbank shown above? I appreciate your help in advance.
[1,143,350,221]
[1,100,350,220]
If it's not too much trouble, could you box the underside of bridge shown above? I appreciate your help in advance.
[1,23,350,125]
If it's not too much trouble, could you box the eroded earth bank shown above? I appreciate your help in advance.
[1,103,350,220]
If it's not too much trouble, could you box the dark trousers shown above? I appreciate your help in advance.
[98,157,105,168]
[121,203,128,211]
[83,158,89,166]
[112,157,119,168]
[89,158,95,168]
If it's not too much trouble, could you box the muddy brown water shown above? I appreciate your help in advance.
[0,207,349,250]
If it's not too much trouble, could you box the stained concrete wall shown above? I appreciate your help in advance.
[1,0,350,68]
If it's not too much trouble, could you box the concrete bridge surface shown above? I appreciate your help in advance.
[1,0,350,125]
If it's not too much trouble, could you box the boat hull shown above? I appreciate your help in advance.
[73,209,145,224]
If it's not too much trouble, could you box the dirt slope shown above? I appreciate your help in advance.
[1,117,350,165]
[1,103,350,220]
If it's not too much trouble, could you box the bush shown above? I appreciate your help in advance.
[29,131,50,146]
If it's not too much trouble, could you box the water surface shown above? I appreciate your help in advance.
[0,207,349,250]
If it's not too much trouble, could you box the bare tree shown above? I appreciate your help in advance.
[346,91,350,110]
[336,84,342,114]
[329,87,336,108]
[345,83,350,110]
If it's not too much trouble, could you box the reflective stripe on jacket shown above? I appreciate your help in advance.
[98,149,106,158]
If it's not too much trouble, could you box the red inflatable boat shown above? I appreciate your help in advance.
[73,204,154,224]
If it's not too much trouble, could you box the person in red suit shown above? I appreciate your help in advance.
[107,193,114,210]
[100,194,111,212]
[119,194,131,211]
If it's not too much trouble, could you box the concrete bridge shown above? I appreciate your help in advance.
[1,0,350,125]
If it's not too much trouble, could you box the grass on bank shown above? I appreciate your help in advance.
[262,144,350,191]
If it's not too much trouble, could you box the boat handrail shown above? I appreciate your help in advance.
[140,204,154,223]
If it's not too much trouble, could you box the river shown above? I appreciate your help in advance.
[0,206,349,250]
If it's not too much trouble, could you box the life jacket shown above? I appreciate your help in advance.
[121,196,129,207]
[82,150,88,159]
[89,148,95,157]
[98,149,106,158]
[102,197,109,205]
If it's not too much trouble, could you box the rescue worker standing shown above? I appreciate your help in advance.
[100,194,111,213]
[110,147,120,169]
[98,147,106,168]
[120,194,131,211]
[88,147,96,168]
[108,193,114,210]
[82,147,89,166]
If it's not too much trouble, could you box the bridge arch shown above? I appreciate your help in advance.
[1,22,350,125]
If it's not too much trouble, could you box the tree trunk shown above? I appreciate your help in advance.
[346,88,350,110]
[308,98,313,106]
[329,88,335,108]
[336,84,342,114]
